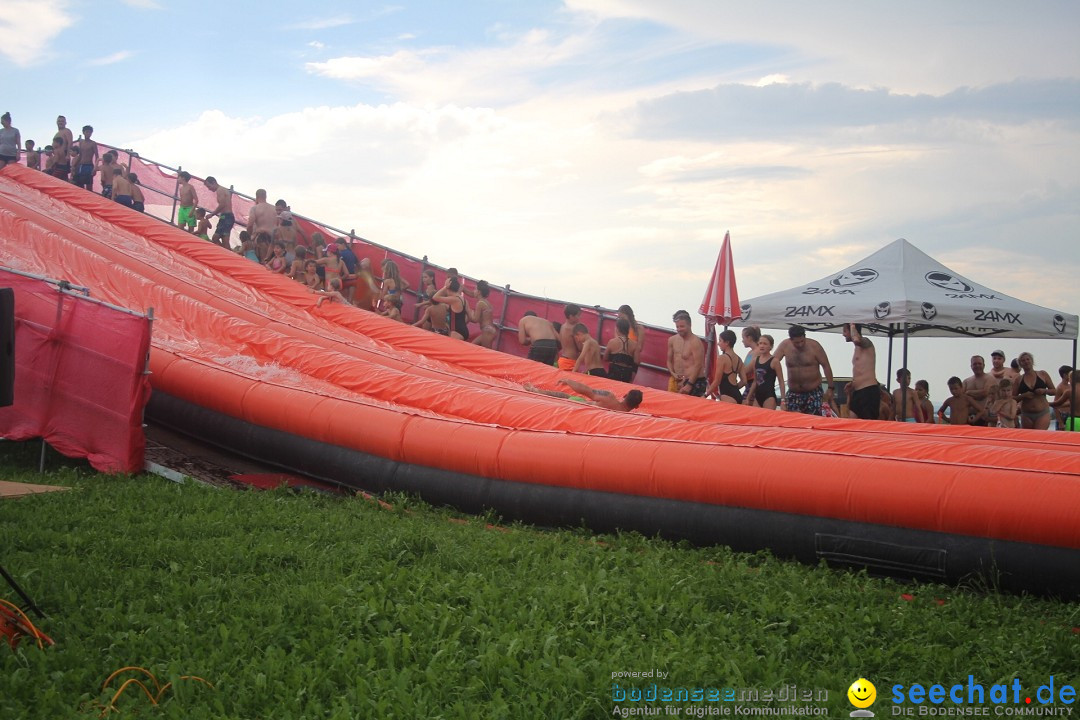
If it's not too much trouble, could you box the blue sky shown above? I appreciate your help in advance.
[3,0,1079,397]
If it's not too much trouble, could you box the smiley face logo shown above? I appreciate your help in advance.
[848,678,877,709]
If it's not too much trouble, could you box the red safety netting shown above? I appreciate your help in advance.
[0,270,152,473]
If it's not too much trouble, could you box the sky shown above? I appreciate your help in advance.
[2,0,1079,405]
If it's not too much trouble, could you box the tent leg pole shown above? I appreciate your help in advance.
[39,439,47,473]
[1071,339,1077,431]
[900,323,909,421]
[886,332,894,393]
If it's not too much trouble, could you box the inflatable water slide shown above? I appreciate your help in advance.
[2,163,1079,596]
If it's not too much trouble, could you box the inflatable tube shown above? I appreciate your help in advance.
[3,164,1079,595]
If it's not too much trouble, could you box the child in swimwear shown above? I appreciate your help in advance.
[24,140,40,170]
[915,380,935,423]
[314,277,348,307]
[938,377,974,425]
[381,295,404,322]
[194,208,212,240]
[288,246,307,281]
[988,378,1018,428]
[128,173,145,212]
[302,259,321,289]
[264,242,288,274]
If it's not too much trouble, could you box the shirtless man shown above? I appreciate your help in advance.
[572,324,605,377]
[176,171,199,232]
[72,125,99,190]
[772,326,834,415]
[111,167,134,207]
[842,323,880,420]
[471,280,497,348]
[525,378,643,413]
[518,311,559,366]
[891,368,923,422]
[1051,365,1073,430]
[247,189,278,241]
[55,116,74,151]
[557,304,582,371]
[962,355,995,427]
[988,349,1018,387]
[203,176,235,248]
[666,310,707,396]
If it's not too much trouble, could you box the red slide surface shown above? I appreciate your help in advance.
[2,164,1079,550]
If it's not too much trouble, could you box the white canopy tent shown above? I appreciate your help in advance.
[733,239,1078,418]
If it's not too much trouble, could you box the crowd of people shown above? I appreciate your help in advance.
[656,316,1073,429]
[3,112,1073,426]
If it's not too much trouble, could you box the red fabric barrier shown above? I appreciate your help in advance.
[0,270,152,473]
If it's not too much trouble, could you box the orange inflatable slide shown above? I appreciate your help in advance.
[2,164,1079,595]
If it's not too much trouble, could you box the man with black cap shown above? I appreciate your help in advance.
[989,349,1018,387]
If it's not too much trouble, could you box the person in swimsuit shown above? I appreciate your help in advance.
[891,368,923,422]
[1050,365,1073,431]
[772,325,834,415]
[413,301,452,336]
[176,171,199,232]
[317,244,347,291]
[739,326,762,401]
[617,305,644,379]
[987,378,1018,428]
[47,135,70,180]
[605,318,639,383]
[0,112,21,169]
[938,377,975,425]
[129,173,145,212]
[264,242,288,274]
[572,324,606,377]
[203,176,235,248]
[379,259,410,312]
[915,380,936,424]
[432,277,470,341]
[471,280,498,348]
[194,208,213,240]
[72,125,98,190]
[23,139,40,170]
[518,311,559,365]
[666,310,707,396]
[557,304,582,371]
[707,329,744,403]
[524,378,643,413]
[743,334,784,410]
[1014,351,1054,430]
[843,323,882,420]
[111,167,133,207]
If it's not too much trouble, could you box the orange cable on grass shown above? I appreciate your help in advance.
[0,598,52,649]
[98,666,215,716]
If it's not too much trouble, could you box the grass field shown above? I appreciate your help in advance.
[1,440,1077,719]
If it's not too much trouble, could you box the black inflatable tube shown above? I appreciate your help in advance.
[146,391,1080,598]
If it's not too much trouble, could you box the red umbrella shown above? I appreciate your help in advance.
[698,232,741,387]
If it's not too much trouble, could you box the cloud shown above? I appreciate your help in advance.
[631,78,1080,143]
[290,15,355,31]
[120,0,161,8]
[88,50,135,67]
[0,0,74,66]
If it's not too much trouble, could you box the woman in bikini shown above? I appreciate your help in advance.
[606,318,639,383]
[707,329,744,403]
[743,334,785,410]
[471,280,498,348]
[379,259,410,312]
[1014,351,1055,430]
[618,305,644,379]
[318,245,347,293]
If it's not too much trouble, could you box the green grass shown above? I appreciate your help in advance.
[1,440,1077,719]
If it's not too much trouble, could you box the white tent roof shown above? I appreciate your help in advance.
[734,239,1077,339]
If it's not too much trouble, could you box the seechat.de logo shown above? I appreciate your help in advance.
[848,678,877,718]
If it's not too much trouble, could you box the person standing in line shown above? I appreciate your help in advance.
[842,323,881,420]
[666,310,707,397]
[0,112,21,169]
[771,326,834,415]
[203,176,235,248]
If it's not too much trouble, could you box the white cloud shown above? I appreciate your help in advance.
[290,15,355,31]
[0,0,74,66]
[121,0,161,8]
[89,50,135,66]
[564,0,1080,93]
